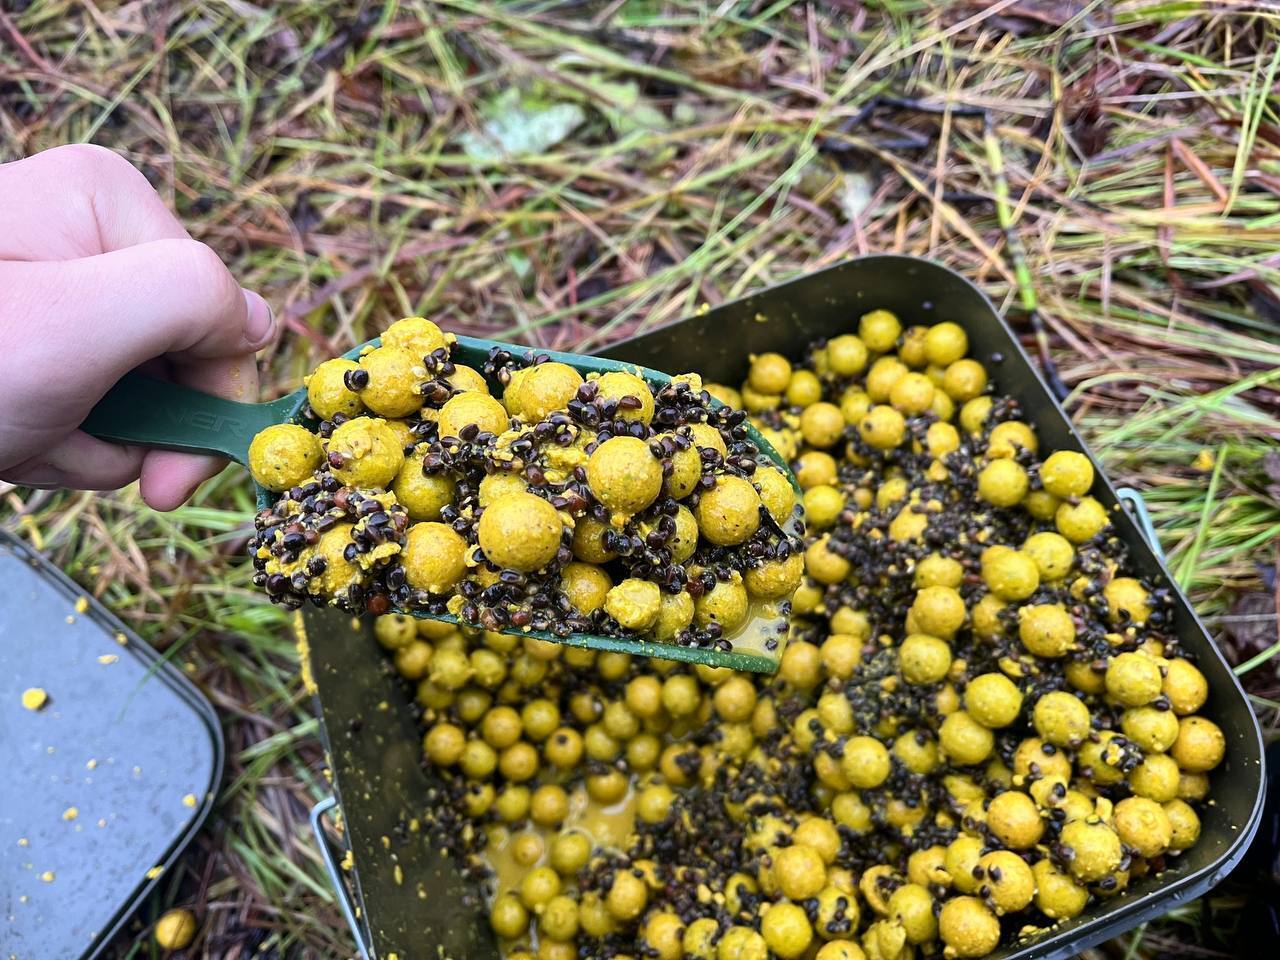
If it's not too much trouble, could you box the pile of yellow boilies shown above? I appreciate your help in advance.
[373,309,1222,960]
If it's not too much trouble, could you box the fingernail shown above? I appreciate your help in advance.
[243,289,276,347]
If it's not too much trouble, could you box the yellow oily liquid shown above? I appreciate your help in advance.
[720,598,788,658]
[486,784,638,928]
[720,507,804,659]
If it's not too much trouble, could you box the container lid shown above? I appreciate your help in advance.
[0,531,224,959]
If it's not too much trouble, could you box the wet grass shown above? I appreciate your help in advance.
[2,1,1278,956]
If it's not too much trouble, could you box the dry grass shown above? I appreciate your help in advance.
[2,1,1278,957]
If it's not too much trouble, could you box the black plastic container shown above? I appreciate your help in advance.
[0,530,224,959]
[305,255,1265,960]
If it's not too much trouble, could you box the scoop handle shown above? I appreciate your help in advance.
[81,372,285,465]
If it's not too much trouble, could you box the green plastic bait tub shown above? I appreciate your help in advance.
[301,255,1265,960]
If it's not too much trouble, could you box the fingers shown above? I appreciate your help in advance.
[6,240,276,386]
[137,347,262,509]
[0,429,225,512]
[0,430,144,491]
[0,144,190,260]
[138,450,227,511]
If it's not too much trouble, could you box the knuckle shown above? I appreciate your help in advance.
[41,144,162,210]
[162,240,244,337]
[49,143,139,184]
[167,239,242,315]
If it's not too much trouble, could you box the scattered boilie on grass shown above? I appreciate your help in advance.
[153,908,198,950]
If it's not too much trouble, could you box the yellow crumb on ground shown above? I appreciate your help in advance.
[1193,448,1216,471]
[21,686,48,711]
[182,794,198,808]
[74,596,90,614]
[39,871,54,882]
[21,688,47,711]
[62,807,78,821]
[97,654,119,665]
[145,866,163,879]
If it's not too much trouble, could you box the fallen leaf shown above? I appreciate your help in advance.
[507,251,532,281]
[457,89,586,161]
[837,169,876,222]
[579,77,668,134]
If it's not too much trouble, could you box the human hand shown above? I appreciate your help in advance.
[0,145,275,509]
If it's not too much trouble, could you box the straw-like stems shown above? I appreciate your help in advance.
[2,1,1277,955]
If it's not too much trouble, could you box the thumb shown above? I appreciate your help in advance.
[17,237,274,383]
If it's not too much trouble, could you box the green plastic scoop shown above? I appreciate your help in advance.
[81,335,801,673]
